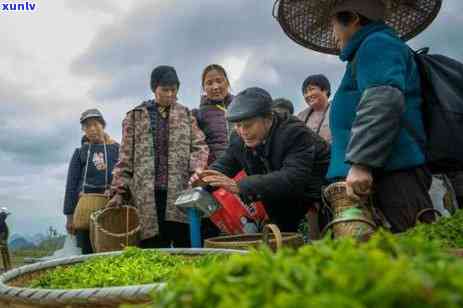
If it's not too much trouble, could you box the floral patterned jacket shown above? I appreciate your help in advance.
[110,101,209,240]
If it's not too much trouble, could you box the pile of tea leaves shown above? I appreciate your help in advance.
[402,209,463,248]
[29,247,226,289]
[152,231,463,308]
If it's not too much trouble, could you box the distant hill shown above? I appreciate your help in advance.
[9,237,36,251]
[10,235,66,267]
[9,233,25,243]
[30,233,47,246]
[9,233,47,246]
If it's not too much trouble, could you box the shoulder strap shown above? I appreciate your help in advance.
[81,144,91,194]
[401,46,428,155]
[78,146,85,166]
[303,108,313,124]
[351,55,358,86]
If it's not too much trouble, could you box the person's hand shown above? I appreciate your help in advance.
[66,215,75,235]
[201,170,240,194]
[106,194,123,208]
[189,169,204,187]
[345,165,373,202]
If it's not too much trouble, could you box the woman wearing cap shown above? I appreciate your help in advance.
[297,74,332,143]
[108,65,209,248]
[63,109,119,254]
[275,0,442,232]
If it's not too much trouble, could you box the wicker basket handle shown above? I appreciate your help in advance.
[321,217,377,238]
[262,224,283,251]
[416,208,442,224]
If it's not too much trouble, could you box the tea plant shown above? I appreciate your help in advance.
[153,231,463,308]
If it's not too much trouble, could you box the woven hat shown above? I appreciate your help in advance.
[274,0,442,55]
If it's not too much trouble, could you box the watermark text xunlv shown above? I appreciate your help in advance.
[2,2,36,11]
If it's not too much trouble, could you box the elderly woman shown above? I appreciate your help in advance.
[108,65,209,248]
[297,74,332,143]
[63,109,119,254]
[275,0,441,232]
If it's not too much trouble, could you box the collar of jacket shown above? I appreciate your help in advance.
[339,22,393,62]
[200,94,234,108]
[305,101,332,115]
[142,99,171,117]
[136,99,173,109]
[81,133,118,145]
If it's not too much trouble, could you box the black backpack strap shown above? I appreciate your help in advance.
[351,55,358,85]
[403,46,428,156]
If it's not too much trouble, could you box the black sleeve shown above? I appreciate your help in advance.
[63,149,82,215]
[346,85,405,168]
[238,129,315,202]
[209,134,242,178]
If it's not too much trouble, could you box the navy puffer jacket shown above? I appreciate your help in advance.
[63,137,119,215]
[193,94,233,165]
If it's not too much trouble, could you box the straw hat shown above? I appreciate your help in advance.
[273,0,442,55]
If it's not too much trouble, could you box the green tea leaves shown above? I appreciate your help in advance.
[28,247,225,289]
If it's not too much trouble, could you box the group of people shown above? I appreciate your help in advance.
[63,0,461,254]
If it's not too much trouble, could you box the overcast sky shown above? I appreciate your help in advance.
[1,0,461,236]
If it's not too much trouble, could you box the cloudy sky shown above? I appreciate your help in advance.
[1,0,461,236]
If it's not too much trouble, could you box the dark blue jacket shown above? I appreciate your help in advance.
[193,94,234,165]
[63,141,119,215]
[327,23,426,179]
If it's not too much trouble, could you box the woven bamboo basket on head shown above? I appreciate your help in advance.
[273,0,442,55]
[204,224,304,251]
[73,194,108,230]
[91,206,141,253]
[322,182,377,241]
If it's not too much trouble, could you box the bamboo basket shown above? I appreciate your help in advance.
[204,224,304,251]
[322,182,377,241]
[0,248,246,308]
[89,211,97,252]
[91,206,140,253]
[73,194,108,230]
